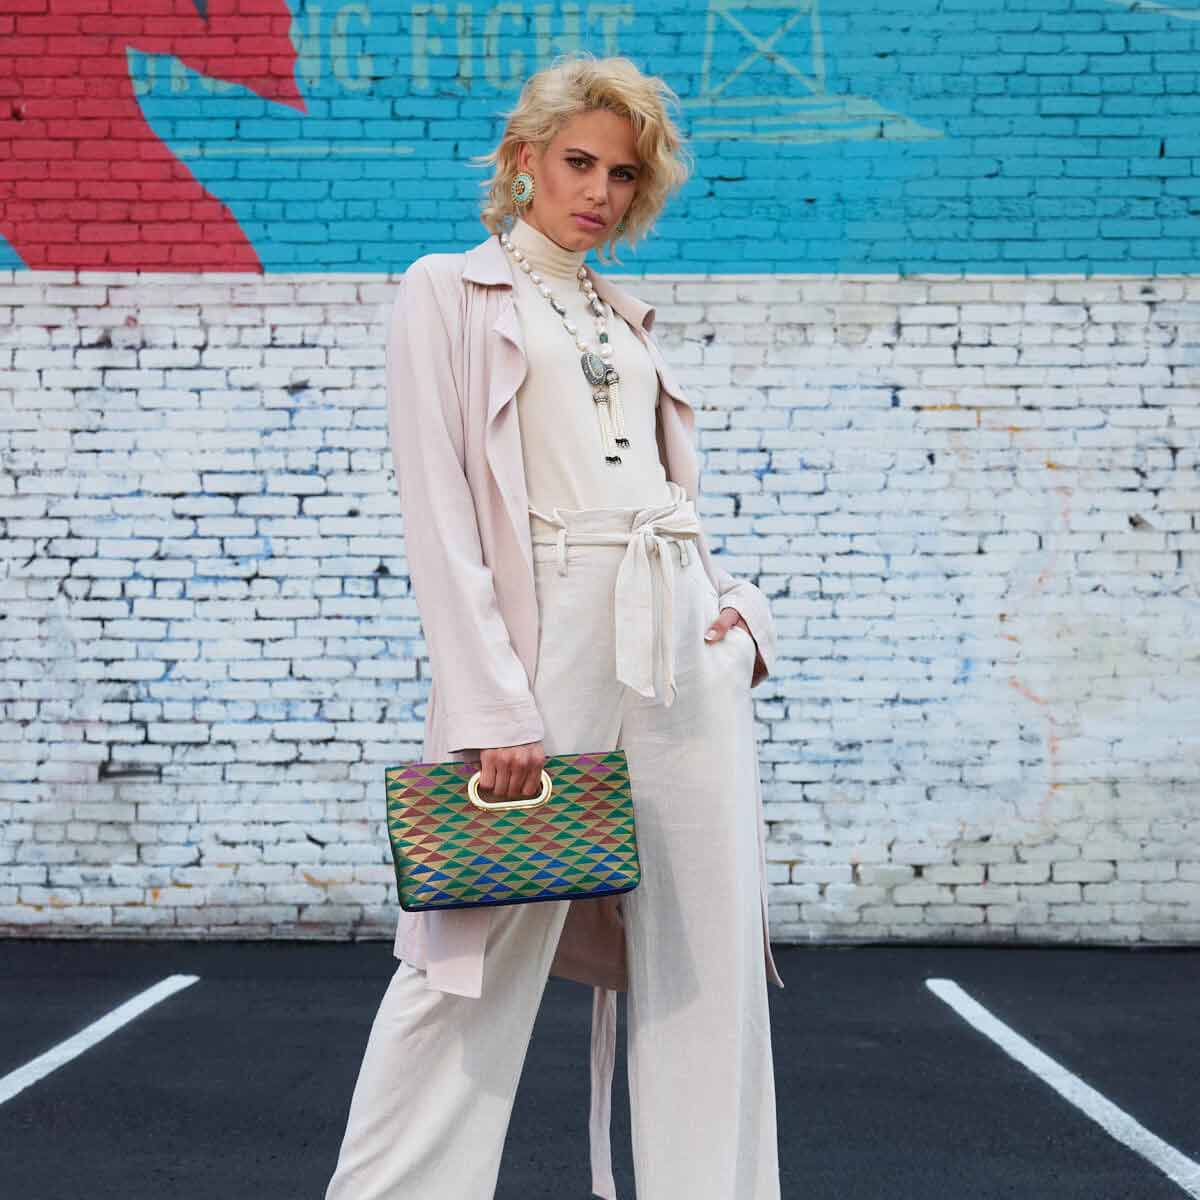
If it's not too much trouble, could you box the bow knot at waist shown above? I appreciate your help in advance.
[528,490,703,707]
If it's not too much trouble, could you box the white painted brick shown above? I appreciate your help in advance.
[860,906,925,925]
[890,844,956,867]
[1082,882,1143,904]
[925,865,985,885]
[924,906,985,924]
[1053,861,1116,883]
[1019,884,1083,903]
[801,903,862,924]
[1143,882,1199,904]
[892,884,952,905]
[1118,861,1178,882]
[1050,904,1115,923]
[989,863,1051,884]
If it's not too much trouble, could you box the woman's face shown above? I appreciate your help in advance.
[516,109,642,251]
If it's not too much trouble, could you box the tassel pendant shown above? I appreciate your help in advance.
[606,368,629,448]
[593,391,621,463]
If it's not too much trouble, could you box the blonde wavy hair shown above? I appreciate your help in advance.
[470,51,693,266]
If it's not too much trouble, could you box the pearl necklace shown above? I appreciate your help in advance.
[500,229,630,465]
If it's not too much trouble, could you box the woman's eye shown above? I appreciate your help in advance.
[567,157,634,180]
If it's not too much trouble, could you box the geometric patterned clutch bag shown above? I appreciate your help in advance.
[383,750,641,912]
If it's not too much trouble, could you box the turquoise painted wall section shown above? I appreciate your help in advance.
[2,0,1198,274]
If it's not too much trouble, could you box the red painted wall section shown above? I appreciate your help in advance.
[0,0,307,273]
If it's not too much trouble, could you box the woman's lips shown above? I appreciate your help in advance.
[574,213,604,229]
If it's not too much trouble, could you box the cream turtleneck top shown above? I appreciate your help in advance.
[504,214,673,515]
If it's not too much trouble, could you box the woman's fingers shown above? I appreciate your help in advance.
[478,742,546,799]
[523,763,543,799]
[706,607,767,685]
[706,606,744,641]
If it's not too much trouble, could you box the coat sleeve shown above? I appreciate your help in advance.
[703,536,778,684]
[386,260,544,753]
[650,333,778,685]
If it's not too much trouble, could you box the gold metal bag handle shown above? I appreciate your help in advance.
[466,768,553,811]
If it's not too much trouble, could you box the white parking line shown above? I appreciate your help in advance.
[927,977,1200,1198]
[0,974,200,1105]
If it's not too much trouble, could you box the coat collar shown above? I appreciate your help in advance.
[461,229,658,335]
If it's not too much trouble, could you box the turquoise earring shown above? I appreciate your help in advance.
[511,171,534,207]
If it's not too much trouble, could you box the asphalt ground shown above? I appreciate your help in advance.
[2,939,1198,1199]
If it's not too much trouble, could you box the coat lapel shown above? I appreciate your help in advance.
[483,296,532,567]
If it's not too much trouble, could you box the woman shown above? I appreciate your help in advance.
[325,51,784,1200]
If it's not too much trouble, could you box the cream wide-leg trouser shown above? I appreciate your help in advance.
[324,484,780,1200]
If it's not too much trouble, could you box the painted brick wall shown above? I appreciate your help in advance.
[3,1,1200,274]
[2,269,1199,943]
[3,0,1200,943]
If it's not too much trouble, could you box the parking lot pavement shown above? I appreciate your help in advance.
[2,939,1198,1199]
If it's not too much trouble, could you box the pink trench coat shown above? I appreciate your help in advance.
[384,230,785,1198]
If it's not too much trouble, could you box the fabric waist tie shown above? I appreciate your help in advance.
[528,481,702,709]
